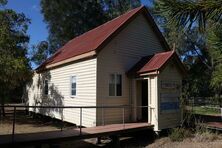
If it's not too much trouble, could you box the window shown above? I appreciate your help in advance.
[109,74,122,96]
[71,76,76,96]
[44,80,48,95]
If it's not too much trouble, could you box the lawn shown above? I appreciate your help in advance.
[192,106,221,116]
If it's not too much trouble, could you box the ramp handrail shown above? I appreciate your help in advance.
[0,105,149,143]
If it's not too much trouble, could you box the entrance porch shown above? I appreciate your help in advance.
[128,51,186,131]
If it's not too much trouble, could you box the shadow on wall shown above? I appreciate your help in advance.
[27,71,64,119]
[22,72,34,104]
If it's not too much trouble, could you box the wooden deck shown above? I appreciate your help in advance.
[0,122,153,147]
[205,122,222,131]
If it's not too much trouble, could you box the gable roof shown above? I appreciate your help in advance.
[127,51,186,76]
[139,51,174,73]
[37,6,170,71]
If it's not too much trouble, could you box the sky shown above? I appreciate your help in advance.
[5,0,151,47]
[6,0,48,46]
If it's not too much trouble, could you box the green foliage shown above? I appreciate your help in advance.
[103,0,141,18]
[169,128,192,141]
[0,3,32,105]
[156,0,222,31]
[192,106,220,116]
[31,41,49,66]
[35,0,141,65]
[207,23,222,89]
[153,1,213,97]
[0,0,7,6]
[40,0,107,54]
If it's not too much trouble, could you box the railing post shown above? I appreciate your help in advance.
[122,107,125,129]
[61,108,64,131]
[80,107,82,135]
[12,106,16,142]
[102,107,104,126]
[0,106,1,121]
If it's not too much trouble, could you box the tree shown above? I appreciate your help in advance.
[40,0,107,54]
[103,0,141,18]
[152,0,213,98]
[0,0,32,116]
[207,22,222,105]
[155,0,222,31]
[153,0,222,102]
[31,41,49,66]
[35,0,141,66]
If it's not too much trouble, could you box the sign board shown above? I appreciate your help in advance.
[160,93,180,113]
[161,81,180,90]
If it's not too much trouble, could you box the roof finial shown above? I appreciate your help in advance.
[172,43,176,52]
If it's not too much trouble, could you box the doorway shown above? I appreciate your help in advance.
[141,80,148,121]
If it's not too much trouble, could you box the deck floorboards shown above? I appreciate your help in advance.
[0,122,153,146]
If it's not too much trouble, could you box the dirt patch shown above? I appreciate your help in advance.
[148,137,222,148]
[0,113,75,135]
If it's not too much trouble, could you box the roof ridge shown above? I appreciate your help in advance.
[62,6,144,48]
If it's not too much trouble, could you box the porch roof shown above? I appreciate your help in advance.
[127,51,186,76]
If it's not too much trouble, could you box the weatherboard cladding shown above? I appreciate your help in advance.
[37,6,170,70]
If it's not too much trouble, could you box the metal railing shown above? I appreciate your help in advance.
[0,105,149,143]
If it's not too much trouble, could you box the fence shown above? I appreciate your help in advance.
[0,105,149,142]
[185,97,221,117]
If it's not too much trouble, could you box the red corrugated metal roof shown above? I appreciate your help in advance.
[138,51,175,73]
[37,6,145,70]
[37,5,171,71]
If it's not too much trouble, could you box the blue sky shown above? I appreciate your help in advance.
[5,0,151,47]
[6,0,48,46]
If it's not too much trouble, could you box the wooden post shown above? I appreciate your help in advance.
[80,107,82,135]
[97,137,102,144]
[0,106,1,120]
[102,107,105,126]
[111,135,120,148]
[12,106,16,142]
[122,107,125,129]
[60,108,64,131]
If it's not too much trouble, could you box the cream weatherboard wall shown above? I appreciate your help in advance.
[157,61,183,130]
[27,58,97,127]
[96,13,165,125]
[27,12,169,127]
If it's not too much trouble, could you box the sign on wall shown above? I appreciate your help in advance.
[160,93,180,113]
[161,81,180,90]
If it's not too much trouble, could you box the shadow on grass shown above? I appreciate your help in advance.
[120,129,155,147]
[0,110,76,133]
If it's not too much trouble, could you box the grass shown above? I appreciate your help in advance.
[169,128,192,141]
[191,106,220,116]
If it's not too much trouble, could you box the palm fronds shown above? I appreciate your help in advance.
[156,0,222,31]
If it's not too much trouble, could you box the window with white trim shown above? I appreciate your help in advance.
[44,80,49,95]
[109,74,122,96]
[71,76,76,96]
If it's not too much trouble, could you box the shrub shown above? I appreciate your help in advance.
[194,124,220,142]
[169,128,192,142]
[194,131,219,142]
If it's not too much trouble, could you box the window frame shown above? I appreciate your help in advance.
[44,79,49,95]
[108,73,122,97]
[70,75,77,97]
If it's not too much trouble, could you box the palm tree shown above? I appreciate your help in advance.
[156,0,222,31]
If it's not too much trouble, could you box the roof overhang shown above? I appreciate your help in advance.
[46,51,96,69]
[36,51,96,73]
[127,51,187,78]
